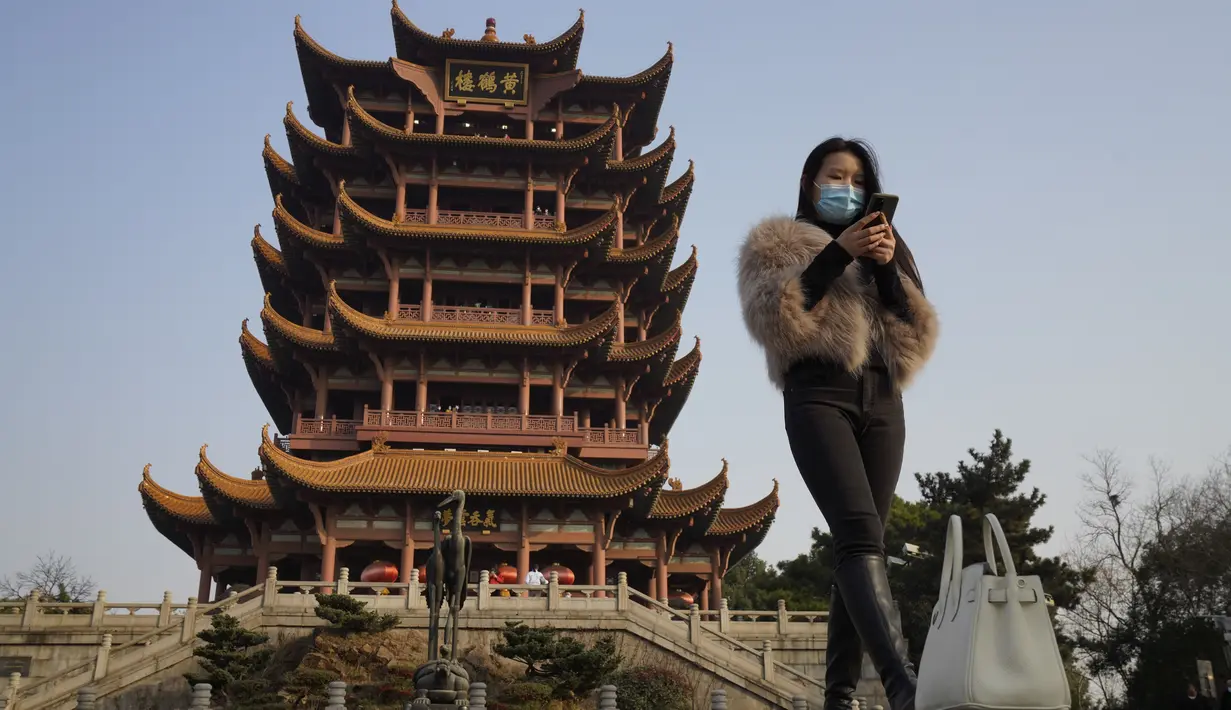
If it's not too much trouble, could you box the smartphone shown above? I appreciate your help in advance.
[865,193,899,224]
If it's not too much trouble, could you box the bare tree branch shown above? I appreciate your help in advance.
[0,551,95,601]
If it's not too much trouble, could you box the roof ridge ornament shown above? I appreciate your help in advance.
[371,431,391,453]
[481,18,499,43]
[550,437,568,456]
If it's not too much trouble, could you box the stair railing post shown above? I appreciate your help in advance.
[5,672,21,708]
[547,571,560,611]
[777,598,789,635]
[709,687,728,710]
[262,566,279,607]
[92,634,112,681]
[792,696,809,710]
[688,604,701,645]
[20,591,40,629]
[90,591,107,628]
[180,597,199,642]
[477,570,490,611]
[615,572,629,612]
[761,639,775,682]
[718,598,731,634]
[336,568,350,596]
[158,591,173,626]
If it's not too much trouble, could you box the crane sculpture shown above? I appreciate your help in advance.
[412,490,473,705]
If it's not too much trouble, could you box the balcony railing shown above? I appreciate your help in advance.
[396,304,555,326]
[364,409,578,433]
[294,416,358,438]
[401,209,558,231]
[291,412,644,447]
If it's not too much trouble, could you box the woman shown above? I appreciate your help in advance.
[737,138,939,710]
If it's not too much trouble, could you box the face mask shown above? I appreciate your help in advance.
[814,183,865,224]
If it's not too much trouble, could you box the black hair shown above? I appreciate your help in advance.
[795,137,924,292]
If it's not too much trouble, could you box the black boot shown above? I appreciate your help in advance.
[824,586,864,710]
[832,555,917,710]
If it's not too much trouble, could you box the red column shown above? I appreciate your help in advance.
[656,534,669,602]
[197,565,212,603]
[321,534,338,584]
[710,548,724,610]
[555,176,566,227]
[518,358,530,415]
[521,257,532,325]
[592,517,607,598]
[615,377,627,430]
[553,265,565,325]
[524,170,535,229]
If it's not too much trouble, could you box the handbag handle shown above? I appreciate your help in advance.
[933,515,963,625]
[982,514,1019,582]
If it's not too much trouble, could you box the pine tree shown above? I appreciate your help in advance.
[494,622,623,698]
[185,614,283,709]
[312,593,398,634]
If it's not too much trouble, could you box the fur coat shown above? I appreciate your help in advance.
[737,216,939,390]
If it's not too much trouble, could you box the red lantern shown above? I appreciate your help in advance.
[360,560,399,584]
[544,563,575,585]
[495,563,518,584]
[416,565,427,582]
[668,591,695,609]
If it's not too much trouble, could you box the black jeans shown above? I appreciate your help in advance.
[783,362,906,569]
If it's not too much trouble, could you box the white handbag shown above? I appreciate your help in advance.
[915,514,1071,710]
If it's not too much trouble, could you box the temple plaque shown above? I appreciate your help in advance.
[444,60,529,106]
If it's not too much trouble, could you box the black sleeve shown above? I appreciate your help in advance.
[800,241,854,310]
[873,261,915,323]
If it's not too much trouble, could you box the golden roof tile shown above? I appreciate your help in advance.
[272,195,346,250]
[337,183,618,245]
[608,215,679,264]
[608,127,675,172]
[259,424,668,497]
[262,135,299,187]
[579,43,673,86]
[251,226,291,277]
[391,2,585,69]
[665,336,702,387]
[608,315,681,363]
[649,459,728,519]
[707,479,780,537]
[261,293,338,351]
[328,281,618,347]
[239,319,277,370]
[660,160,694,204]
[196,445,278,510]
[347,86,618,154]
[138,465,216,526]
[294,15,389,72]
[663,246,698,293]
[285,101,359,159]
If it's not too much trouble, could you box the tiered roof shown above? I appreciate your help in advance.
[140,431,779,565]
[140,4,779,579]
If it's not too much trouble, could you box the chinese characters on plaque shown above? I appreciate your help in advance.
[445,60,529,106]
[440,507,498,532]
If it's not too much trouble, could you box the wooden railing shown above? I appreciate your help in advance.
[361,409,579,433]
[290,413,643,447]
[401,209,558,231]
[293,416,358,438]
[395,304,555,326]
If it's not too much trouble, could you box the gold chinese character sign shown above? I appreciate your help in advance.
[439,507,498,531]
[445,59,529,106]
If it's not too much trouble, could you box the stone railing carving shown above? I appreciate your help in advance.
[6,568,834,710]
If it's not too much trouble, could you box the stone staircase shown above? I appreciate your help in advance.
[0,569,885,710]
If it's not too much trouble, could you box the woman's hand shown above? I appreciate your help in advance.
[867,222,896,265]
[836,213,889,258]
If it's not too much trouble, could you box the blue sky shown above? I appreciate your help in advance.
[1,0,1228,602]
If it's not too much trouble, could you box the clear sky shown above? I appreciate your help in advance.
[1,0,1228,602]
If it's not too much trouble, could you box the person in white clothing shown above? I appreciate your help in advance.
[524,565,546,586]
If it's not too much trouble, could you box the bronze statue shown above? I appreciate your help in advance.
[413,490,473,705]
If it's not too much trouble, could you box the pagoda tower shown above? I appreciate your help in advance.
[140,3,778,610]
